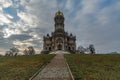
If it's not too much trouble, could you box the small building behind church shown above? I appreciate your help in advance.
[42,11,76,54]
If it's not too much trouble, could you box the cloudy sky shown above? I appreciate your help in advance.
[0,0,120,54]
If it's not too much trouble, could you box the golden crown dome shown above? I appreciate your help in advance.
[55,11,64,17]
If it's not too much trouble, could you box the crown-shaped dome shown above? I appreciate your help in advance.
[55,11,64,17]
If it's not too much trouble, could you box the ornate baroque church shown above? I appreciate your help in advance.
[42,11,76,53]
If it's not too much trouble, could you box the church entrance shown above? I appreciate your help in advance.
[56,38,63,50]
[57,44,62,50]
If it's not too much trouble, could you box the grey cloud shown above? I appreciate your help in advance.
[8,34,32,41]
[0,35,14,51]
[66,0,120,53]
[0,0,120,54]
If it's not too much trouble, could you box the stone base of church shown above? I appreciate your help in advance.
[41,50,76,54]
[49,50,70,54]
[41,50,50,54]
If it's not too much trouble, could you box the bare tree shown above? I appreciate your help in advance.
[5,51,9,56]
[10,47,19,56]
[89,44,95,54]
[24,46,35,55]
[78,46,86,54]
[5,47,19,56]
[23,49,28,55]
[5,51,13,56]
[28,46,35,55]
[0,54,2,57]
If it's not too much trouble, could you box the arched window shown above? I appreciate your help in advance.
[56,38,63,44]
[68,47,71,50]
[49,47,51,51]
[56,38,63,50]
[73,47,74,50]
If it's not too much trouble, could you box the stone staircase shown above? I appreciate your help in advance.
[50,50,70,54]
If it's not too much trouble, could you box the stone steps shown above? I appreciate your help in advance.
[50,50,70,54]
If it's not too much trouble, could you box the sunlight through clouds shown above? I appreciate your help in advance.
[3,28,21,38]
[0,0,120,54]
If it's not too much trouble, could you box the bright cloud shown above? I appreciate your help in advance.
[0,13,12,24]
[3,28,21,38]
[17,11,38,27]
[0,0,12,8]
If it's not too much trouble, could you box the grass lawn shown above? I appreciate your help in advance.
[0,54,55,80]
[65,54,120,80]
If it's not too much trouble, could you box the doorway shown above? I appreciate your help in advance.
[57,44,62,50]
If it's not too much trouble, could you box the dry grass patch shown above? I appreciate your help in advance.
[0,54,55,80]
[65,54,120,80]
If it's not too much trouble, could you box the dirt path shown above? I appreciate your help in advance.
[32,54,72,80]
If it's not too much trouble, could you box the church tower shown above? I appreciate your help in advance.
[42,11,76,54]
[54,11,64,32]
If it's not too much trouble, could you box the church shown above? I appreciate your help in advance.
[42,11,76,54]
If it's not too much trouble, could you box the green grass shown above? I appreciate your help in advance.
[0,54,55,80]
[65,54,120,80]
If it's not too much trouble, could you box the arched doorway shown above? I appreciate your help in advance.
[56,38,63,50]
[57,44,62,50]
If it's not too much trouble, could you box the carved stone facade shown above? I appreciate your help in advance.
[43,11,76,53]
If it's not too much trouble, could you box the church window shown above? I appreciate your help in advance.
[73,47,74,50]
[68,47,71,50]
[49,47,51,51]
